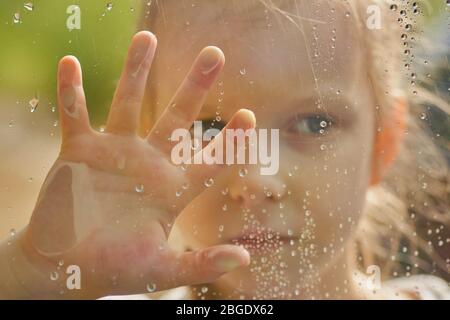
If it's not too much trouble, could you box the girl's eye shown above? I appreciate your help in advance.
[189,118,226,136]
[287,114,335,136]
[189,118,226,148]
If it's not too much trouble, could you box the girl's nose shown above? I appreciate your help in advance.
[227,166,286,208]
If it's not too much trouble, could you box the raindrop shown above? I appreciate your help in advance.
[204,178,214,188]
[13,13,21,24]
[239,168,248,177]
[24,3,34,11]
[135,184,145,193]
[50,271,59,281]
[146,283,157,292]
[29,97,39,112]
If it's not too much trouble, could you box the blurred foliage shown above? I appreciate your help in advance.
[0,0,447,126]
[0,0,141,125]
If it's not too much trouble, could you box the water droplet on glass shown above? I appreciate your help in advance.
[239,168,248,177]
[106,3,113,11]
[13,13,21,24]
[203,178,215,188]
[10,228,16,237]
[239,68,246,76]
[146,283,156,292]
[24,3,34,11]
[29,97,39,112]
[50,271,59,281]
[135,184,145,193]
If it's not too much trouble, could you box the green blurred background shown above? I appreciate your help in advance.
[0,0,142,125]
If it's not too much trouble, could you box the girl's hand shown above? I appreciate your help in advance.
[13,31,254,299]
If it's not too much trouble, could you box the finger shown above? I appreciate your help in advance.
[147,46,225,154]
[159,245,250,290]
[57,56,91,142]
[186,109,256,194]
[106,31,157,135]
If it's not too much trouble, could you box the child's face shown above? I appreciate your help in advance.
[150,1,377,297]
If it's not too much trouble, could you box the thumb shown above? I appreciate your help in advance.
[160,245,250,290]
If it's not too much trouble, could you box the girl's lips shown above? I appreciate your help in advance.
[227,231,295,254]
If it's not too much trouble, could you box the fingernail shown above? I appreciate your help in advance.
[208,250,244,273]
[60,86,79,119]
[199,47,223,75]
[131,36,154,76]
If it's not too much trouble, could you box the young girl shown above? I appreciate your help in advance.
[0,0,449,299]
